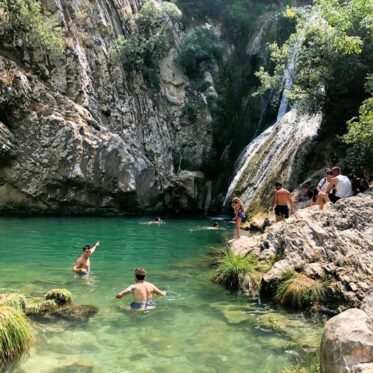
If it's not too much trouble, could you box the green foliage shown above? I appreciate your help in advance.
[343,90,373,179]
[177,24,223,79]
[25,300,58,316]
[274,271,328,309]
[209,250,265,291]
[110,0,181,85]
[255,0,373,113]
[0,0,64,55]
[0,306,33,366]
[45,288,72,306]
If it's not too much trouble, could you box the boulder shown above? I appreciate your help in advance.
[320,290,373,373]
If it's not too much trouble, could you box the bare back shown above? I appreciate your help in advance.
[276,188,291,206]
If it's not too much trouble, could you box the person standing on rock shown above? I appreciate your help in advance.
[116,268,166,310]
[72,241,100,275]
[271,182,295,222]
[316,166,353,209]
[232,197,245,239]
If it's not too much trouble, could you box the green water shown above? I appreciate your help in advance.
[0,218,321,373]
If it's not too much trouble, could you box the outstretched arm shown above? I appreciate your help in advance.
[116,285,135,299]
[152,285,166,297]
[90,241,100,255]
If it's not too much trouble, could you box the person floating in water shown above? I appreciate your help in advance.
[116,267,166,310]
[72,241,100,275]
[232,197,245,239]
[212,221,220,229]
[144,217,164,225]
[271,182,295,222]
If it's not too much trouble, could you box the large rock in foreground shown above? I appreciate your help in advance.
[320,291,373,373]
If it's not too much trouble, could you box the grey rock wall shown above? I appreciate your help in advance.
[0,0,213,212]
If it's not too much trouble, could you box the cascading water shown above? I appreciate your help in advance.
[224,36,320,212]
[276,39,302,121]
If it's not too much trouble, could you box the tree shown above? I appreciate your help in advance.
[0,0,64,55]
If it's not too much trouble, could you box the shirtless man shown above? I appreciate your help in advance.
[271,182,295,222]
[116,268,166,310]
[72,241,100,275]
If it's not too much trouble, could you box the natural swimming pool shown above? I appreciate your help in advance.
[0,217,322,372]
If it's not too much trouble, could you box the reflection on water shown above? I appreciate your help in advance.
[0,217,321,372]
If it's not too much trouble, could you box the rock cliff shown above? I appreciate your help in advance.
[0,0,214,213]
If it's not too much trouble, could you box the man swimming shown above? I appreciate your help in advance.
[271,182,295,222]
[116,268,166,310]
[72,241,100,275]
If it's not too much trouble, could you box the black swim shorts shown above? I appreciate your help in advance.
[328,193,340,204]
[275,205,289,218]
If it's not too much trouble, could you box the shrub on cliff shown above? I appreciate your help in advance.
[343,88,373,180]
[0,306,33,367]
[110,0,181,86]
[177,24,223,79]
[0,0,64,55]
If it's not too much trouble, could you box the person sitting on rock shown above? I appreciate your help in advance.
[116,268,166,310]
[72,241,100,275]
[271,182,295,222]
[316,166,352,209]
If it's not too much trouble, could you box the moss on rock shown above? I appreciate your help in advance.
[0,293,26,313]
[45,289,72,306]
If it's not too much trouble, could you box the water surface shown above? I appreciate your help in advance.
[0,218,320,372]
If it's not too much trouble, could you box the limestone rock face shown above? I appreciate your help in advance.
[320,291,373,373]
[0,0,214,212]
[249,194,373,309]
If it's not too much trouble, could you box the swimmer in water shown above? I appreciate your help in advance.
[72,241,100,275]
[115,267,166,310]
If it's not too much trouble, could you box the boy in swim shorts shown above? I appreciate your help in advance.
[115,268,166,310]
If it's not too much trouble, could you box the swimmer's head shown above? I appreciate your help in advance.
[134,267,147,280]
[213,222,219,228]
[83,245,91,252]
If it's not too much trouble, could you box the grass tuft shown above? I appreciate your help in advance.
[0,306,33,367]
[275,271,328,308]
[208,250,265,291]
[0,294,26,313]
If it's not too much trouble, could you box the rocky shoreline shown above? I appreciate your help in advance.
[225,192,373,371]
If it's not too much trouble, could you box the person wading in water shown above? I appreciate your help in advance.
[116,268,166,310]
[72,241,100,275]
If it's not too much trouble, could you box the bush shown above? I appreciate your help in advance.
[209,250,264,291]
[177,24,223,79]
[0,0,64,55]
[274,271,328,309]
[0,306,33,366]
[343,94,373,180]
[110,0,181,83]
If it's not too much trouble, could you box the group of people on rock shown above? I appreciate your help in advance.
[231,165,369,240]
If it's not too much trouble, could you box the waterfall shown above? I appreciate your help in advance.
[223,39,321,210]
[276,40,302,121]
